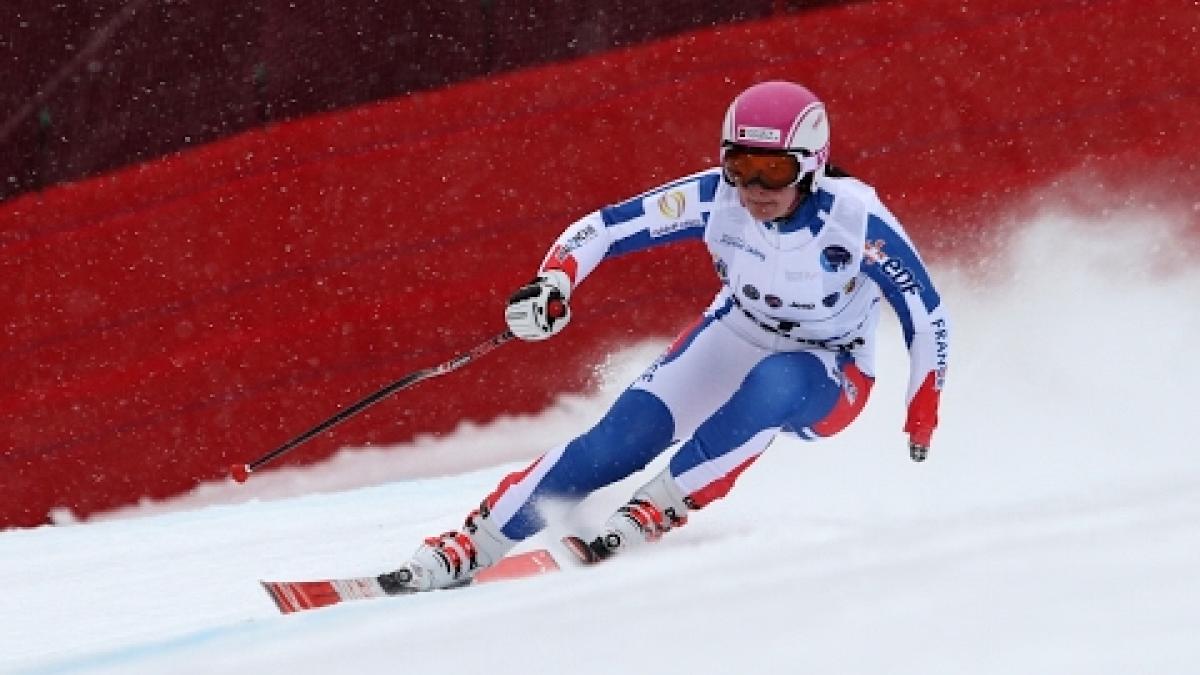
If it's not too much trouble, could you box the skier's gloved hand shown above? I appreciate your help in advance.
[505,269,572,341]
[908,428,932,462]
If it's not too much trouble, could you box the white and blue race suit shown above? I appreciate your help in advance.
[482,167,950,540]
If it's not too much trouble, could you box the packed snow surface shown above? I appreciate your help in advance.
[3,208,1198,674]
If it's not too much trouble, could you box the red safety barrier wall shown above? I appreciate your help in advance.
[2,0,1196,528]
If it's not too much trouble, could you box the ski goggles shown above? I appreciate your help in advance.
[721,146,820,190]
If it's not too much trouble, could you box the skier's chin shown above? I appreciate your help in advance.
[739,188,796,221]
[745,201,783,220]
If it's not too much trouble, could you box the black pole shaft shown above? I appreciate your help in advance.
[237,330,515,477]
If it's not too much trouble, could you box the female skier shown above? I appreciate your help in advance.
[395,80,950,590]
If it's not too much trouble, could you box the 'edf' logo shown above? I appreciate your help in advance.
[863,239,923,294]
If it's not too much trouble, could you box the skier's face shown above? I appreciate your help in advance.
[737,183,801,222]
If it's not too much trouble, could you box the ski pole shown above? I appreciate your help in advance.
[229,329,516,483]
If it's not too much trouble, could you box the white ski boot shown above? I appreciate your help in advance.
[384,504,516,592]
[568,468,691,563]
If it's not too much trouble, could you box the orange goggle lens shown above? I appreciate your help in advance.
[722,151,802,190]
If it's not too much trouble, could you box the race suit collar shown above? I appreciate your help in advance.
[769,188,834,235]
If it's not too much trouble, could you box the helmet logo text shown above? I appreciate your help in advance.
[736,125,782,143]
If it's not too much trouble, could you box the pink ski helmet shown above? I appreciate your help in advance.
[720,81,830,191]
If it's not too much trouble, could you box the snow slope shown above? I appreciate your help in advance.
[3,207,1199,675]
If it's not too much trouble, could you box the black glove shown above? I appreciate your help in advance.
[909,439,929,462]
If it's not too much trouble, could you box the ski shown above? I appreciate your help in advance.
[261,548,560,614]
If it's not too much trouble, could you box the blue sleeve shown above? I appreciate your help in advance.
[861,214,942,347]
[599,170,721,257]
[860,211,950,442]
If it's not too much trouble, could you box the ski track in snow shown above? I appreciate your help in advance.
[3,208,1199,674]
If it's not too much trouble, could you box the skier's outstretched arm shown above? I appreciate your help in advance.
[861,211,950,461]
[506,171,719,341]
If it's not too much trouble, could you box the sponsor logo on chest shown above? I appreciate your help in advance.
[718,233,767,261]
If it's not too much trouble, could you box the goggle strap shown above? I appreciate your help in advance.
[796,153,821,174]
